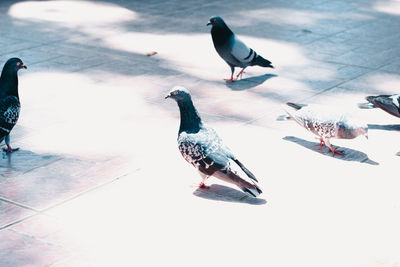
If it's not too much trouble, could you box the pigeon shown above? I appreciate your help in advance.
[0,58,27,152]
[358,94,400,118]
[166,86,262,197]
[207,16,274,82]
[284,102,368,156]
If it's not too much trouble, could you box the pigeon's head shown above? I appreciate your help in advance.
[207,16,225,27]
[165,86,191,102]
[3,58,27,72]
[337,120,368,140]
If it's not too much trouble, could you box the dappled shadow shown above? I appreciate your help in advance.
[226,74,277,91]
[283,136,379,165]
[368,124,400,131]
[193,184,267,205]
[0,149,61,178]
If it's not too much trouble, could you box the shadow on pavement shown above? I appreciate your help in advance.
[226,73,277,91]
[368,124,400,131]
[193,184,267,205]
[283,136,379,165]
[0,149,61,178]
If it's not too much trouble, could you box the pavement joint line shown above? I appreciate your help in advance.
[0,197,40,212]
[18,156,64,176]
[0,213,38,231]
[0,169,139,231]
[40,169,140,215]
[299,67,377,102]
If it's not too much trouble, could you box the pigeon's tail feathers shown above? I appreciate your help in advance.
[366,96,377,103]
[213,171,262,198]
[286,102,307,110]
[358,102,376,109]
[251,55,274,68]
[233,159,258,182]
[241,186,262,198]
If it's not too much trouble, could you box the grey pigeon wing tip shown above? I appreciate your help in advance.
[358,102,375,109]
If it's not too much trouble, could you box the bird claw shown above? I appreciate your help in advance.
[329,146,343,156]
[2,147,19,153]
[198,182,210,189]
[224,77,235,82]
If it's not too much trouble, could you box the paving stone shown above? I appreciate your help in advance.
[0,229,69,267]
[0,0,399,266]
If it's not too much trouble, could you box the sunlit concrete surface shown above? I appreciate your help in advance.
[1,0,400,266]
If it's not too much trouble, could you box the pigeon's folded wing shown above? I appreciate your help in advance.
[0,96,20,136]
[367,95,400,117]
[230,36,255,64]
[178,128,231,175]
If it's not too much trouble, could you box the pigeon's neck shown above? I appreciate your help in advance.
[177,98,203,134]
[211,24,233,46]
[0,70,19,98]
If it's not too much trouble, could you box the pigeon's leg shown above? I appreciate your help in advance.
[325,139,343,156]
[236,68,246,80]
[224,66,235,82]
[198,172,210,189]
[316,137,326,151]
[2,135,19,153]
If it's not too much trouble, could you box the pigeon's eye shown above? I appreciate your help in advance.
[172,91,179,95]
[213,19,217,22]
[16,62,20,66]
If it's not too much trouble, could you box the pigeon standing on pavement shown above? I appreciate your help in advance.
[284,102,368,156]
[166,86,262,197]
[0,58,27,152]
[207,16,274,82]
[358,94,400,118]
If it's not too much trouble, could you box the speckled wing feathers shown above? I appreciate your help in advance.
[0,96,20,138]
[178,126,233,176]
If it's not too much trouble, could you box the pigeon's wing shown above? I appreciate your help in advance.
[0,96,20,138]
[178,127,232,175]
[367,95,400,117]
[290,107,338,139]
[230,35,256,64]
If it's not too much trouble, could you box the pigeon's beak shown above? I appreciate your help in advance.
[165,93,171,99]
[207,22,211,26]
[21,63,27,69]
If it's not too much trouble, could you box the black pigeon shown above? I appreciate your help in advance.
[166,86,262,197]
[0,58,27,152]
[207,16,274,82]
[358,94,400,118]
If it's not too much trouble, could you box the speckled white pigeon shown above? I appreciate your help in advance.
[284,102,368,156]
[358,94,400,118]
[166,86,262,197]
[0,58,27,153]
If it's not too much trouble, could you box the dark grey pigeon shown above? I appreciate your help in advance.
[285,102,368,156]
[358,94,400,118]
[166,86,262,197]
[207,16,274,82]
[0,58,27,152]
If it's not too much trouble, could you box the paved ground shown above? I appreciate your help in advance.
[1,0,400,266]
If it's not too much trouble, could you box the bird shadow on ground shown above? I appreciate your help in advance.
[283,136,379,165]
[0,149,61,178]
[225,74,277,91]
[193,184,266,205]
[368,124,400,131]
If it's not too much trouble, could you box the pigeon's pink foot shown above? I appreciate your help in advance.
[236,68,245,79]
[198,182,210,189]
[3,144,19,153]
[319,138,325,146]
[329,146,343,156]
[224,75,235,82]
